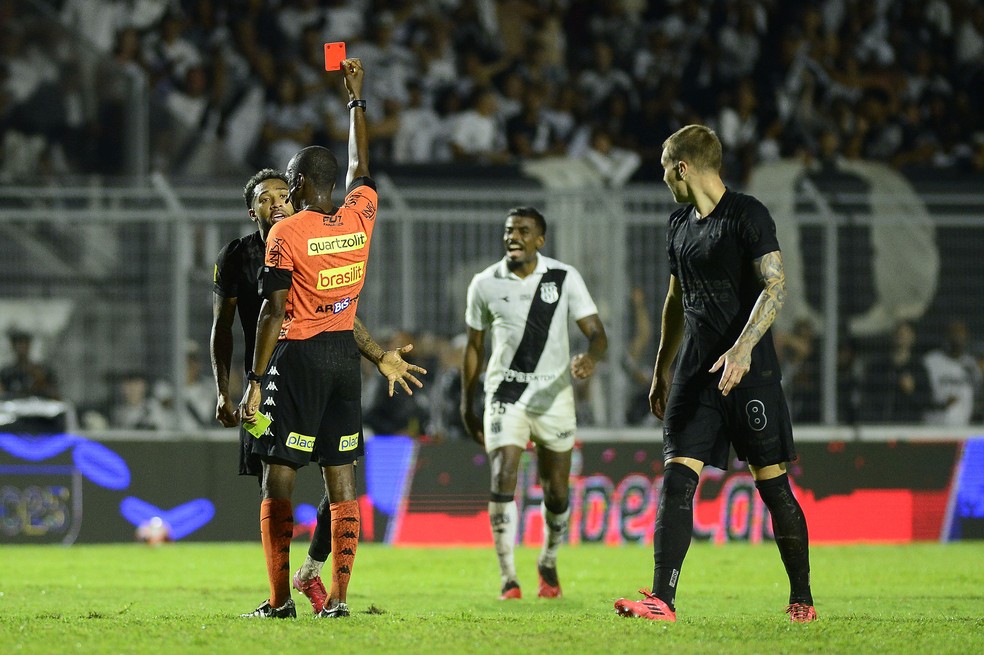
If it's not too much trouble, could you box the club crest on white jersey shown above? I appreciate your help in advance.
[540,281,559,304]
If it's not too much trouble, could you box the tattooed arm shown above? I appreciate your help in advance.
[709,250,786,396]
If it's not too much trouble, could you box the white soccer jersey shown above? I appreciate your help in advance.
[465,254,598,414]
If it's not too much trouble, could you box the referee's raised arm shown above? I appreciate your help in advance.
[341,58,369,188]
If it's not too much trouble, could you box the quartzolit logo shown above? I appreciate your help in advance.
[307,232,367,256]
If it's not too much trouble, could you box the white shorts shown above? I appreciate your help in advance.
[483,389,577,453]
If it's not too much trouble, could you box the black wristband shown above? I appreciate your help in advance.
[347,99,366,110]
[246,370,264,382]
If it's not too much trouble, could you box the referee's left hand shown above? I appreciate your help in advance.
[710,343,751,396]
[377,344,427,397]
[239,382,262,423]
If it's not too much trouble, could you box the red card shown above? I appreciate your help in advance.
[324,42,346,71]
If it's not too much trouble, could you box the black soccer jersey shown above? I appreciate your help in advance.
[666,189,782,390]
[214,231,265,374]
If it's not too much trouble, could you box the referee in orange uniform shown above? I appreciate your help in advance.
[239,58,375,620]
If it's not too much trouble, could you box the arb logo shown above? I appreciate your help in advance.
[339,433,359,452]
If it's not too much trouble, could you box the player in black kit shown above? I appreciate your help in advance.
[614,125,816,623]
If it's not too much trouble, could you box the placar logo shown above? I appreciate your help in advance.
[286,432,316,452]
[317,262,365,290]
[338,433,359,452]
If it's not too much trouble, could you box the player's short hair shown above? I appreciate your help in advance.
[662,124,723,172]
[288,146,339,192]
[506,206,547,236]
[243,168,287,209]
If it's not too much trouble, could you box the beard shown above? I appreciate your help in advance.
[505,256,525,271]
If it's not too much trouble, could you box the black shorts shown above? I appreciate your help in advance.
[662,381,795,471]
[248,331,364,469]
[239,423,262,477]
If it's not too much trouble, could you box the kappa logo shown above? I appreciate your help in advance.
[263,397,276,407]
[539,281,559,304]
[317,262,365,290]
[338,433,359,452]
[286,432,316,452]
[268,366,279,376]
[342,192,377,221]
[267,237,286,268]
[307,232,367,256]
[265,381,278,391]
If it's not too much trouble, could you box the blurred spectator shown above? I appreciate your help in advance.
[582,126,641,188]
[923,320,982,426]
[392,81,442,163]
[623,287,656,426]
[259,73,318,170]
[837,335,864,425]
[109,371,168,430]
[362,330,429,437]
[778,319,820,424]
[0,330,59,399]
[426,333,474,441]
[154,341,214,431]
[505,86,563,159]
[576,40,636,112]
[863,321,932,423]
[450,87,509,164]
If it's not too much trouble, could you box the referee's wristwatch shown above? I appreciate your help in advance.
[246,370,264,383]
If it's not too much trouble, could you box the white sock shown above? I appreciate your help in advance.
[538,503,570,569]
[298,555,326,580]
[489,500,519,585]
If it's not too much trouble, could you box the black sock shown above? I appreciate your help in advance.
[308,495,332,562]
[652,463,699,610]
[756,474,813,605]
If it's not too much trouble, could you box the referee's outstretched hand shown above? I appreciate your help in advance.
[377,344,427,397]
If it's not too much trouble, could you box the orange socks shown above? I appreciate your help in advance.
[328,500,360,603]
[260,498,293,607]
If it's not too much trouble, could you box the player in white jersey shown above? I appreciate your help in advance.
[461,206,608,600]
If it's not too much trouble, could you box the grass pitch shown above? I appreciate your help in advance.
[1,542,982,654]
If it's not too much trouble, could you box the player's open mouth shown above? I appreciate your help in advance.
[506,243,523,255]
[271,211,286,221]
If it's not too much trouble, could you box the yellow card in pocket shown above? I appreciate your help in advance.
[244,411,271,438]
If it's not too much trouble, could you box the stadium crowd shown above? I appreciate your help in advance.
[2,0,984,433]
[1,0,983,181]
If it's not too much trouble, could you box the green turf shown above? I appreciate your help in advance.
[1,542,982,654]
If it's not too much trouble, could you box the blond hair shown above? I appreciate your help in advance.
[662,124,723,172]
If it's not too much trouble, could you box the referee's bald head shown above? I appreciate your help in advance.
[287,146,339,194]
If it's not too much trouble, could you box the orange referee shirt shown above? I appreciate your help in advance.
[261,178,378,340]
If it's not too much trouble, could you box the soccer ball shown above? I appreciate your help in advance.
[135,516,172,545]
